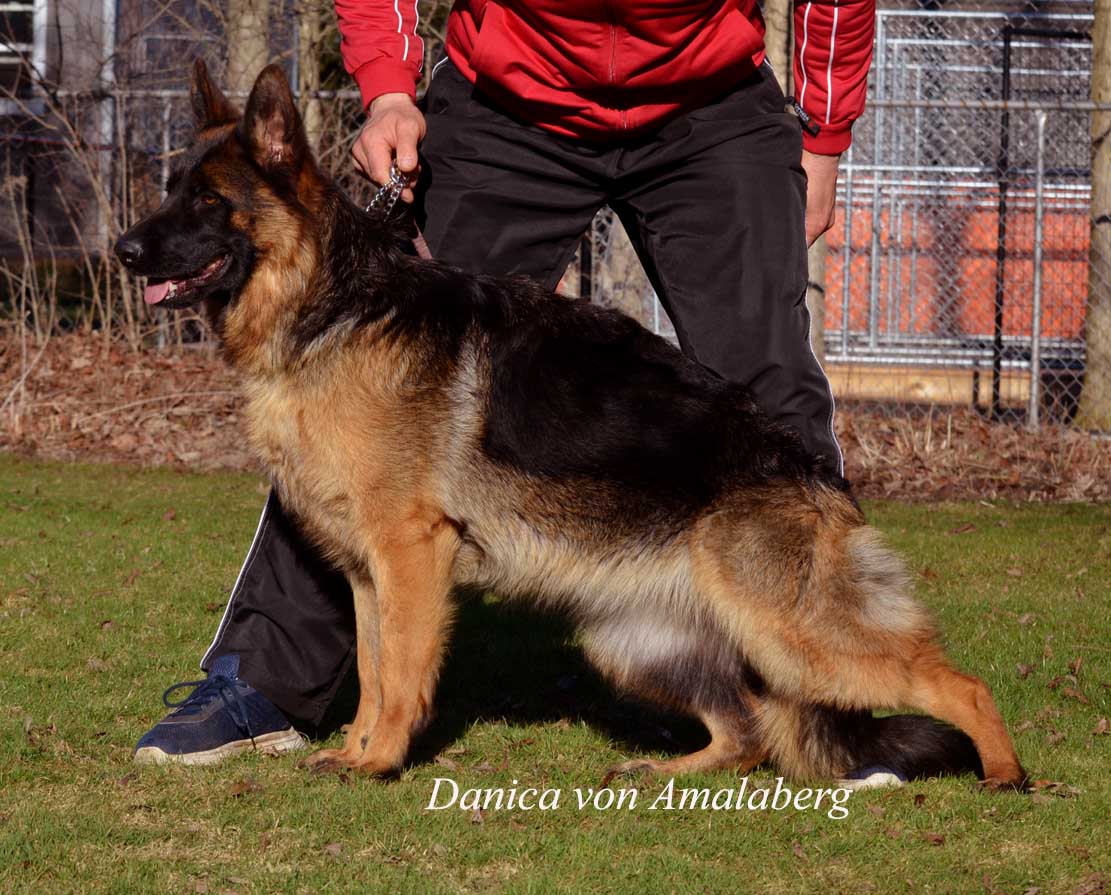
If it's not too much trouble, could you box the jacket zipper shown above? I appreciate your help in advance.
[601,0,627,129]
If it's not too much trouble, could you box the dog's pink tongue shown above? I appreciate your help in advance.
[144,280,172,305]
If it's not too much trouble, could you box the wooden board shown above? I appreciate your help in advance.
[825,363,1031,407]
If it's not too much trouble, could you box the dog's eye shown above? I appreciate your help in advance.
[199,192,222,207]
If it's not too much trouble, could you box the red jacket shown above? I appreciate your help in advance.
[335,0,873,154]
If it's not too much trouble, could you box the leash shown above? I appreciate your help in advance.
[366,163,433,260]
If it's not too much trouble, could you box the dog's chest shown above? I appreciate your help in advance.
[242,380,355,535]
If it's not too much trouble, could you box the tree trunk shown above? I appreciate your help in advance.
[762,0,792,92]
[808,236,827,362]
[298,0,325,152]
[1075,0,1111,430]
[597,216,649,322]
[226,0,270,96]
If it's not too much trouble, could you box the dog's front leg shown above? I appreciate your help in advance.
[303,509,459,777]
[300,572,384,773]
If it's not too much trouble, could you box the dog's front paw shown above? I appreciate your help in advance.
[298,747,401,779]
[298,747,359,774]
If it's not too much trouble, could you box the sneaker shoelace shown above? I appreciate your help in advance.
[162,673,257,748]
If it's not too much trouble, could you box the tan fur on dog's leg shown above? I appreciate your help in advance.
[301,575,382,772]
[333,508,459,776]
[910,650,1027,788]
[603,711,766,785]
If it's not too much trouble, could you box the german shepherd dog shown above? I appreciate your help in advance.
[116,60,1026,788]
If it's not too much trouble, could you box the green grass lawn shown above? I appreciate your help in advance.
[1,455,1109,895]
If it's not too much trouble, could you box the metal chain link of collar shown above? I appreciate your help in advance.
[365,163,412,218]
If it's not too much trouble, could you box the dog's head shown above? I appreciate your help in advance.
[115,60,320,315]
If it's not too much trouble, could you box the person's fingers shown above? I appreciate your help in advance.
[366,133,395,187]
[398,167,421,204]
[394,118,422,174]
[351,129,374,179]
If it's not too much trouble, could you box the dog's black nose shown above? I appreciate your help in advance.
[114,236,144,266]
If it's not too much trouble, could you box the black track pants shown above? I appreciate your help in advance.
[201,60,842,725]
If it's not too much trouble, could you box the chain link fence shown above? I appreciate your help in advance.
[583,1,1110,431]
[2,0,1109,430]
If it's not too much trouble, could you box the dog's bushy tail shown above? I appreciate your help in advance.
[759,700,983,782]
[758,497,982,781]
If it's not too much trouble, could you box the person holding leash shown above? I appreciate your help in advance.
[136,0,898,787]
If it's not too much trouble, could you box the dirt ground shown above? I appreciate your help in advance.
[3,331,1109,501]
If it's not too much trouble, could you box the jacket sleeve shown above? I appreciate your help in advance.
[335,0,424,109]
[792,0,875,154]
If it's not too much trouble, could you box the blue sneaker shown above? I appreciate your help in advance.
[837,765,908,790]
[134,655,305,765]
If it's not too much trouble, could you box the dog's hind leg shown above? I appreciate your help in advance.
[904,649,1026,789]
[692,496,1025,787]
[581,615,767,782]
[603,705,767,784]
[302,507,460,776]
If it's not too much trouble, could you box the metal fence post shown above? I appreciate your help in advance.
[1028,109,1048,427]
[867,14,887,350]
[841,143,855,359]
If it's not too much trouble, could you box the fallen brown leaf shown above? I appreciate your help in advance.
[1074,873,1106,895]
[228,778,262,798]
[1030,779,1080,798]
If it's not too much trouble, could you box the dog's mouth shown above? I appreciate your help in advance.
[144,254,231,306]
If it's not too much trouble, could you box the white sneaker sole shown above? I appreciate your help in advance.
[837,771,906,791]
[134,728,306,766]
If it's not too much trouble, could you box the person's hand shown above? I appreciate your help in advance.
[351,93,427,203]
[801,149,841,246]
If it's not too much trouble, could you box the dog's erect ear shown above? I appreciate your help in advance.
[191,58,238,129]
[242,64,307,174]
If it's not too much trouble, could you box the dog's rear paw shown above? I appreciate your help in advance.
[979,771,1030,793]
[601,760,657,788]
